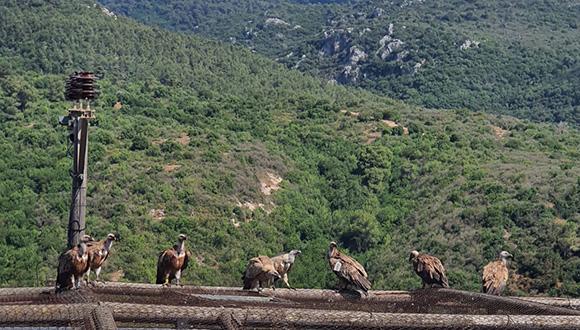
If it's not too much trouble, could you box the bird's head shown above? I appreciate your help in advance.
[409,250,419,262]
[290,249,302,257]
[499,250,513,260]
[178,234,188,241]
[81,234,94,243]
[327,242,338,258]
[107,233,117,241]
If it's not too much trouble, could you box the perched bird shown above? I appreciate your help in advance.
[269,249,301,289]
[242,255,281,291]
[482,250,513,295]
[85,233,117,284]
[55,235,93,292]
[156,234,191,286]
[327,241,371,295]
[409,250,449,288]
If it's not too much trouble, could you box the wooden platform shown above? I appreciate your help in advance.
[0,283,578,329]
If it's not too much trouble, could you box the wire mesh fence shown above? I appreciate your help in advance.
[0,283,578,329]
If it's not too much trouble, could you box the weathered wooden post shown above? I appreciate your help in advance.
[61,72,98,248]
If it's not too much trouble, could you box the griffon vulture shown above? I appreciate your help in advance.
[156,234,191,286]
[409,250,449,288]
[85,233,117,283]
[482,251,513,295]
[55,235,92,292]
[327,241,371,295]
[269,249,301,289]
[242,255,281,291]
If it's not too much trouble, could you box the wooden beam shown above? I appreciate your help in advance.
[107,303,580,329]
[0,284,578,313]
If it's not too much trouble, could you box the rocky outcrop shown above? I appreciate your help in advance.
[265,17,290,27]
[94,4,117,19]
[376,23,406,60]
[338,65,362,83]
[460,39,480,50]
[348,46,368,64]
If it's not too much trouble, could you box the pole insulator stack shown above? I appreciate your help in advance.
[65,71,99,101]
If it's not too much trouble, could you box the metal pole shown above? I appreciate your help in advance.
[67,109,90,248]
[63,71,98,249]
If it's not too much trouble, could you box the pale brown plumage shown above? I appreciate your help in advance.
[409,250,449,288]
[156,234,191,286]
[269,249,301,289]
[55,235,92,292]
[327,242,371,295]
[482,251,512,295]
[242,255,281,290]
[85,233,116,283]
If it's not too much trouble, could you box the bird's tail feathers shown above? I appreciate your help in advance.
[155,269,166,284]
[357,276,372,293]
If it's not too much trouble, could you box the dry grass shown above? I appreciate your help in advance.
[163,164,181,172]
[491,125,509,139]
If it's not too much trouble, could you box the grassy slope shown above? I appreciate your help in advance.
[99,0,580,124]
[0,0,578,296]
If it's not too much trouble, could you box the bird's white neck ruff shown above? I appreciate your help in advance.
[176,240,185,254]
[104,239,114,252]
[327,247,336,259]
[78,243,87,260]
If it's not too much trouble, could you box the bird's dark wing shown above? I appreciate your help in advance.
[482,260,508,295]
[56,249,75,291]
[156,249,174,284]
[338,252,368,278]
[419,254,449,287]
[331,256,371,292]
[181,250,191,271]
[243,258,264,289]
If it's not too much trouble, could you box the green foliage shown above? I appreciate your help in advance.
[0,0,578,298]
[99,0,580,125]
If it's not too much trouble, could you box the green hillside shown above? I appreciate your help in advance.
[99,0,580,124]
[0,1,579,297]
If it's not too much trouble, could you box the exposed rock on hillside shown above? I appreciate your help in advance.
[258,171,283,196]
[460,39,480,50]
[265,17,290,27]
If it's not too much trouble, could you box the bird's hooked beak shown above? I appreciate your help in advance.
[108,233,117,241]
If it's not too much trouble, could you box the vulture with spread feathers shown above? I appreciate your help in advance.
[242,255,281,291]
[55,235,93,292]
[327,241,371,295]
[85,233,117,284]
[482,251,513,295]
[409,250,449,288]
[269,249,301,289]
[156,234,191,286]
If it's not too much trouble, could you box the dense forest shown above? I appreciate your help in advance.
[99,0,580,124]
[0,1,578,297]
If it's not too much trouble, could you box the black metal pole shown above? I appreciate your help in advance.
[63,71,98,249]
[67,112,90,248]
